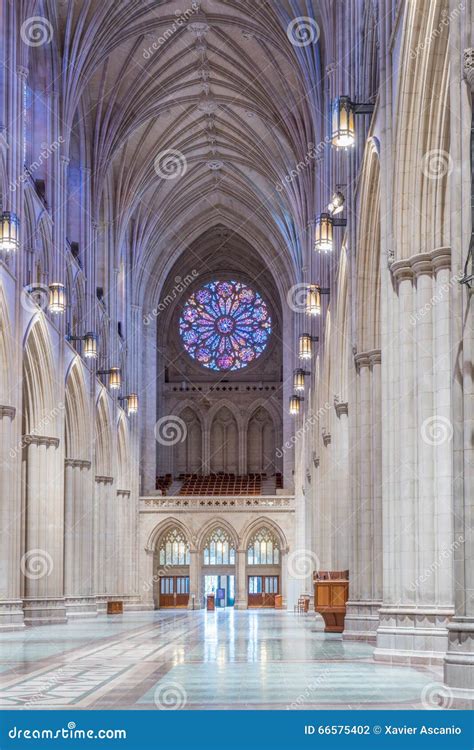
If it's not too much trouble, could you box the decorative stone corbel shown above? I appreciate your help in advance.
[322,428,331,446]
[464,48,474,91]
[334,396,348,418]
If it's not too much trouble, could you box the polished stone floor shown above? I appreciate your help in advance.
[0,610,449,710]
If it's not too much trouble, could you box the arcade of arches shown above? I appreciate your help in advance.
[0,0,473,710]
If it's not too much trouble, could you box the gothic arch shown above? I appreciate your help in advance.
[209,405,239,475]
[246,405,276,474]
[117,413,130,490]
[197,517,239,552]
[95,390,113,477]
[173,404,203,475]
[22,318,58,436]
[64,358,90,460]
[0,284,13,404]
[146,517,195,553]
[241,517,288,553]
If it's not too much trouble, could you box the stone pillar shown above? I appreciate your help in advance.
[234,549,247,609]
[0,406,24,629]
[344,351,382,641]
[94,476,113,611]
[64,459,96,618]
[22,436,66,625]
[280,549,288,609]
[333,401,350,571]
[188,549,202,609]
[375,251,454,664]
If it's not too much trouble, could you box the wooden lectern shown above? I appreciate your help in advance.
[313,570,349,633]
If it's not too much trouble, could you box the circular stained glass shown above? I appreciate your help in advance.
[179,280,272,371]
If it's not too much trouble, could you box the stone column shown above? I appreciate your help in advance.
[375,251,454,664]
[188,549,202,609]
[280,549,288,609]
[94,476,113,611]
[234,549,247,609]
[344,351,382,641]
[333,401,350,571]
[23,436,66,625]
[0,406,24,629]
[64,459,96,618]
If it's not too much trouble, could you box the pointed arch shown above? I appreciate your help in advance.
[246,405,276,474]
[95,390,113,476]
[241,516,288,553]
[173,404,202,476]
[0,284,14,403]
[146,516,195,552]
[197,517,239,552]
[64,358,90,460]
[22,318,58,436]
[117,413,130,490]
[209,405,239,475]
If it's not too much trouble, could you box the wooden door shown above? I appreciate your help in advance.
[160,576,190,608]
[248,575,279,607]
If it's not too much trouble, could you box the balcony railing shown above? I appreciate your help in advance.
[140,495,295,511]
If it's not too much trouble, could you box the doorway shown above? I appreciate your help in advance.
[159,575,190,608]
[248,575,279,607]
[204,574,235,607]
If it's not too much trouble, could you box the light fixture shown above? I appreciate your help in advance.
[119,393,139,415]
[298,333,318,360]
[328,190,345,216]
[331,96,375,150]
[293,369,307,392]
[98,366,121,390]
[0,211,20,252]
[48,282,66,314]
[306,285,322,316]
[314,213,333,252]
[289,394,303,415]
[127,393,139,414]
[67,331,98,359]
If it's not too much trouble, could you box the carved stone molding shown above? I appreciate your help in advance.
[117,489,131,497]
[23,435,59,448]
[65,458,91,469]
[391,247,451,285]
[354,349,381,371]
[464,48,474,91]
[0,405,16,420]
[334,397,349,417]
[95,475,114,485]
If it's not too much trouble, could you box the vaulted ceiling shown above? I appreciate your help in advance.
[52,0,328,297]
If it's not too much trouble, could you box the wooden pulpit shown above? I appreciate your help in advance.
[313,570,349,633]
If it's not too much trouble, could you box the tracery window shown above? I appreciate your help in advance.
[247,527,280,565]
[203,527,236,565]
[179,280,272,371]
[159,528,190,566]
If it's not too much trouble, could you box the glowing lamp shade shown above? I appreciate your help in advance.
[83,332,98,359]
[331,96,355,149]
[299,333,313,360]
[0,212,20,252]
[48,283,66,314]
[314,213,333,253]
[127,393,139,414]
[109,367,121,390]
[289,394,302,416]
[305,285,321,316]
[293,369,306,392]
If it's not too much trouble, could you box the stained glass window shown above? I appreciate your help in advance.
[179,280,272,371]
[159,528,190,566]
[247,527,280,565]
[203,527,236,566]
